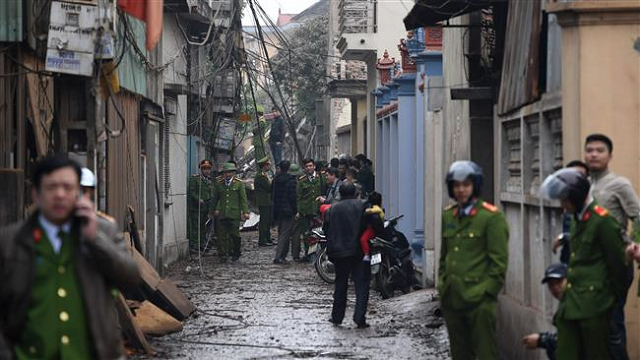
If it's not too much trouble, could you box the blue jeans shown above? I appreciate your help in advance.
[269,142,282,166]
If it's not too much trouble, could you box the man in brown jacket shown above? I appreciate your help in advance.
[0,155,140,359]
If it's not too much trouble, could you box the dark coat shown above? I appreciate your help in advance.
[269,115,285,144]
[272,172,297,221]
[324,197,365,259]
[0,212,140,359]
[357,165,375,194]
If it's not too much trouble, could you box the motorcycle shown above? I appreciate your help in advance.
[304,217,335,284]
[369,215,417,299]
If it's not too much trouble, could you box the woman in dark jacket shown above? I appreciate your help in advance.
[272,161,298,263]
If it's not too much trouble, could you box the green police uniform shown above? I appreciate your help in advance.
[438,200,509,360]
[15,229,93,360]
[215,175,250,259]
[187,173,214,251]
[252,118,268,161]
[292,171,323,259]
[556,201,627,360]
[254,161,272,246]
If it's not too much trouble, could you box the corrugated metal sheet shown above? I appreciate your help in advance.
[0,0,23,42]
[106,91,143,229]
[117,14,147,97]
[497,0,542,115]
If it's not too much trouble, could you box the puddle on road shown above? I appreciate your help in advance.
[133,231,450,360]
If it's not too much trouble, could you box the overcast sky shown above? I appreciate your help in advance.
[242,0,320,25]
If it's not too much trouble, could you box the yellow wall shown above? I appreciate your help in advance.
[558,7,640,358]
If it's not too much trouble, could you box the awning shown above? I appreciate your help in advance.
[403,0,506,30]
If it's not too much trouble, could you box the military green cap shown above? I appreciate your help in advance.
[257,156,270,165]
[289,164,301,176]
[221,162,237,172]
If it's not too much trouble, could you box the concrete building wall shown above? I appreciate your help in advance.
[493,94,564,360]
[330,98,351,156]
[162,17,188,87]
[162,94,189,266]
[336,126,351,156]
[338,0,408,160]
[441,16,471,171]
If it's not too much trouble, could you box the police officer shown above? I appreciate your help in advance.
[214,162,250,262]
[539,168,628,360]
[293,158,324,262]
[252,115,268,161]
[438,160,509,360]
[254,156,274,246]
[522,263,569,360]
[188,159,214,253]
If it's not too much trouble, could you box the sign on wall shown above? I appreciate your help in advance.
[45,1,97,76]
[213,118,237,151]
[45,1,115,76]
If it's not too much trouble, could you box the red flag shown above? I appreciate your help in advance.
[117,0,163,50]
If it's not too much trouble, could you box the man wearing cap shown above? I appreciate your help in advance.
[522,263,568,360]
[293,158,324,262]
[253,116,268,161]
[254,157,274,246]
[214,162,250,262]
[80,168,116,224]
[539,168,627,360]
[439,160,509,360]
[188,160,215,253]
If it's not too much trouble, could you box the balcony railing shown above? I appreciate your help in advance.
[338,0,377,35]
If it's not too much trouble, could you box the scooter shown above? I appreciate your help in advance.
[306,226,336,284]
[369,215,417,299]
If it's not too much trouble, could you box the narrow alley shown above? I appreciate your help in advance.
[138,231,449,360]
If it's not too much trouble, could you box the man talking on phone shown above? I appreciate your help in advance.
[0,155,140,359]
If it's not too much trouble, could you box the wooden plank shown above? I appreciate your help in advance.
[0,169,24,225]
[125,233,161,292]
[1,170,23,215]
[115,294,154,355]
[153,279,196,321]
[127,205,143,254]
[124,232,194,321]
[133,300,183,337]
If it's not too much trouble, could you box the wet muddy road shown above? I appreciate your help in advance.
[140,231,450,360]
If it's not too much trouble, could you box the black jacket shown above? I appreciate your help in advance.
[538,331,557,360]
[357,165,375,194]
[324,197,365,259]
[272,172,297,221]
[269,116,285,144]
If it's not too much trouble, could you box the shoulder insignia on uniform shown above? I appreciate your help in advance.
[193,173,201,177]
[594,205,609,217]
[299,175,306,180]
[482,202,499,213]
[444,203,457,211]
